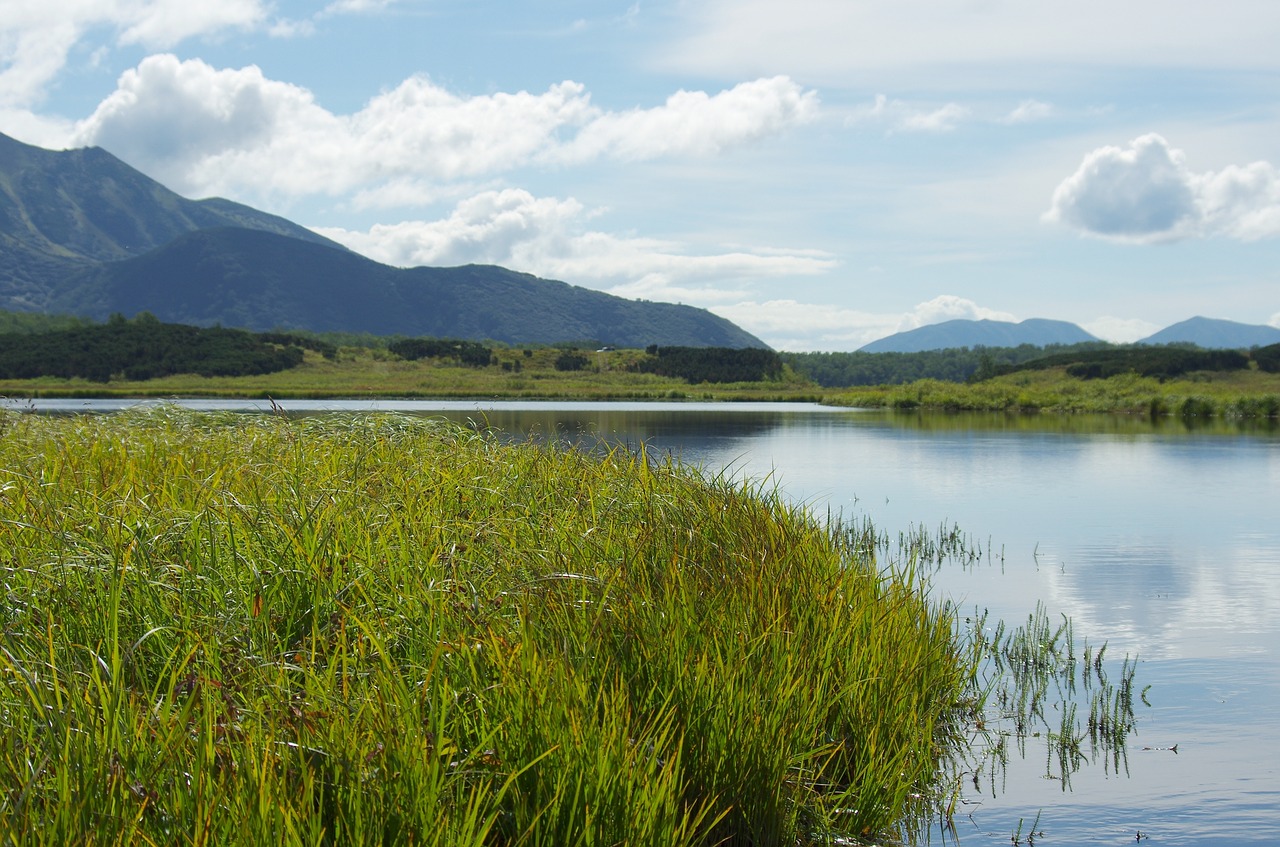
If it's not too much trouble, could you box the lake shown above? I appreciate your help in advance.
[10,397,1280,845]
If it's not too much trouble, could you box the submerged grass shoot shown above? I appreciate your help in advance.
[0,408,984,845]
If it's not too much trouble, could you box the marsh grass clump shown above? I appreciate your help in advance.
[963,604,1141,796]
[0,408,975,845]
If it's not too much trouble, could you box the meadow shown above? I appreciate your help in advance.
[0,346,820,403]
[0,408,978,845]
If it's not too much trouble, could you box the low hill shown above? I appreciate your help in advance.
[1138,317,1280,348]
[48,227,765,348]
[860,318,1098,353]
[0,131,343,312]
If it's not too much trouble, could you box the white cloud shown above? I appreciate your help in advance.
[556,77,818,161]
[321,0,401,14]
[115,0,267,48]
[0,107,75,147]
[1045,134,1280,243]
[1002,99,1054,124]
[0,17,79,107]
[1082,316,1161,343]
[662,0,1280,85]
[899,295,1016,329]
[1197,161,1280,241]
[1270,312,1280,330]
[315,188,836,305]
[848,94,969,133]
[72,55,322,195]
[0,1,268,107]
[70,56,817,205]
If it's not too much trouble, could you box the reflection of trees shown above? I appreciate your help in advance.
[429,409,794,458]
[883,410,1277,437]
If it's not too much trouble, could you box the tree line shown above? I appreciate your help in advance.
[0,313,305,382]
[639,346,783,383]
[782,344,1110,387]
[988,344,1279,380]
[387,337,494,367]
[784,342,1280,387]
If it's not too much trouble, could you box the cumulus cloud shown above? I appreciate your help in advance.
[70,56,817,205]
[848,94,969,133]
[557,77,818,161]
[1045,134,1280,243]
[315,188,836,304]
[1271,312,1280,330]
[897,295,1016,328]
[0,1,268,107]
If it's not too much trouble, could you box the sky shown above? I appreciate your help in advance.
[2,0,1279,350]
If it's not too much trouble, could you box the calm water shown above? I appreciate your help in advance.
[12,398,1280,845]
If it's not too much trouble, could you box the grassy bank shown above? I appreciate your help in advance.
[0,409,974,845]
[0,346,821,403]
[826,368,1280,418]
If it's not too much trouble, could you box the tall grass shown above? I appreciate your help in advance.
[829,369,1280,419]
[0,408,977,845]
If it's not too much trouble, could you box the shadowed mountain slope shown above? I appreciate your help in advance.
[0,131,342,310]
[48,227,766,348]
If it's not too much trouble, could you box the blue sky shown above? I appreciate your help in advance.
[3,0,1279,350]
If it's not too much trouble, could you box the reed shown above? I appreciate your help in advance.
[0,407,980,845]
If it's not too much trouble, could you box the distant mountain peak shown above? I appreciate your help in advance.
[1137,317,1280,349]
[859,318,1098,353]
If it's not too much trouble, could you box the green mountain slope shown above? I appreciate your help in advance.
[0,131,343,310]
[49,227,766,348]
[2,132,766,348]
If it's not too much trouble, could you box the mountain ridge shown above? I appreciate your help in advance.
[861,315,1280,353]
[859,318,1100,353]
[1137,316,1280,348]
[0,131,765,348]
[0,131,343,311]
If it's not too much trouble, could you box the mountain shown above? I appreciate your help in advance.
[859,318,1099,353]
[1137,317,1280,349]
[0,131,343,312]
[0,131,764,347]
[48,227,765,348]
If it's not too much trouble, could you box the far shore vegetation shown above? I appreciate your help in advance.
[1,309,1278,419]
